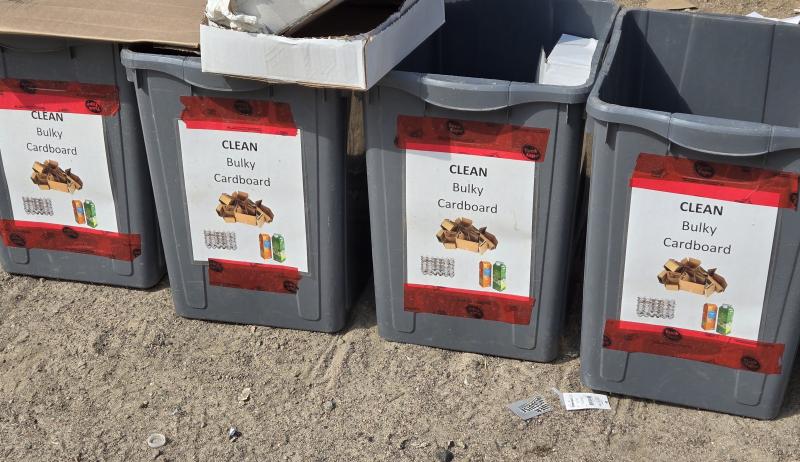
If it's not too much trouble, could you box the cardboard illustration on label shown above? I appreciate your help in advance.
[618,154,798,343]
[399,115,548,324]
[0,78,120,234]
[178,96,308,273]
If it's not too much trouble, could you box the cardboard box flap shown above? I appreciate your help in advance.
[206,0,346,35]
[0,0,205,48]
[200,0,445,90]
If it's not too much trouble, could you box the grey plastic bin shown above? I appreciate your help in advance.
[582,9,800,419]
[0,36,165,288]
[365,0,619,361]
[121,49,369,332]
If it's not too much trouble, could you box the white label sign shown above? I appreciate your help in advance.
[620,157,782,341]
[400,116,548,300]
[405,150,535,297]
[0,109,118,232]
[177,111,308,272]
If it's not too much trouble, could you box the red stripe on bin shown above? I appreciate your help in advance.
[404,283,534,325]
[603,319,785,375]
[208,258,301,294]
[0,220,141,261]
[395,115,549,161]
[180,96,298,136]
[0,79,119,116]
[630,153,799,209]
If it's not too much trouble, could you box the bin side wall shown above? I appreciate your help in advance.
[366,85,585,361]
[0,38,165,288]
[580,116,800,419]
[129,62,362,332]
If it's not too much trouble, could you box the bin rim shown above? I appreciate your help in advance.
[587,8,800,157]
[120,48,268,93]
[375,0,621,111]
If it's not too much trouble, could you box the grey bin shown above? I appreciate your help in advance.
[120,49,369,332]
[365,0,619,361]
[0,37,165,288]
[582,9,800,419]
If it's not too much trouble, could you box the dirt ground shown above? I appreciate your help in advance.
[3,2,800,462]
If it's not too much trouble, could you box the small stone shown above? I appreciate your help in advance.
[435,448,455,462]
[228,427,241,441]
[447,440,455,449]
[139,401,149,409]
[456,440,467,449]
[238,388,252,403]
[398,439,408,450]
[250,326,257,333]
[199,421,207,429]
[322,400,336,412]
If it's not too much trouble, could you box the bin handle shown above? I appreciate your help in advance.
[120,49,268,93]
[380,71,511,112]
[667,114,800,157]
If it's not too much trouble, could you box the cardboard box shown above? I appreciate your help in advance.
[200,0,445,90]
[658,257,727,297]
[436,217,498,255]
[31,160,83,194]
[0,0,205,48]
[217,191,274,227]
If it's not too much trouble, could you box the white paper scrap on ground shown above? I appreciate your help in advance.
[538,34,598,87]
[746,12,800,24]
[507,395,553,420]
[551,388,611,411]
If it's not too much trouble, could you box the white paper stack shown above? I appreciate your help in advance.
[537,34,598,87]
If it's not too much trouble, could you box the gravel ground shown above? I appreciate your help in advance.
[2,1,800,461]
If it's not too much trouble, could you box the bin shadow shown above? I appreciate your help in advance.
[342,278,378,333]
[778,359,800,419]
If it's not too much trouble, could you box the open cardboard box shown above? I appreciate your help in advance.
[200,0,445,90]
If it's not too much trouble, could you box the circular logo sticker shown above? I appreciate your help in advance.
[740,356,761,372]
[61,227,80,240]
[694,161,715,179]
[522,144,541,161]
[234,100,253,116]
[447,120,465,137]
[465,305,484,319]
[283,280,299,294]
[8,233,26,247]
[19,80,36,94]
[662,327,682,341]
[85,99,103,114]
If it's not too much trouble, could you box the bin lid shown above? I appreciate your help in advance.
[0,0,204,48]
